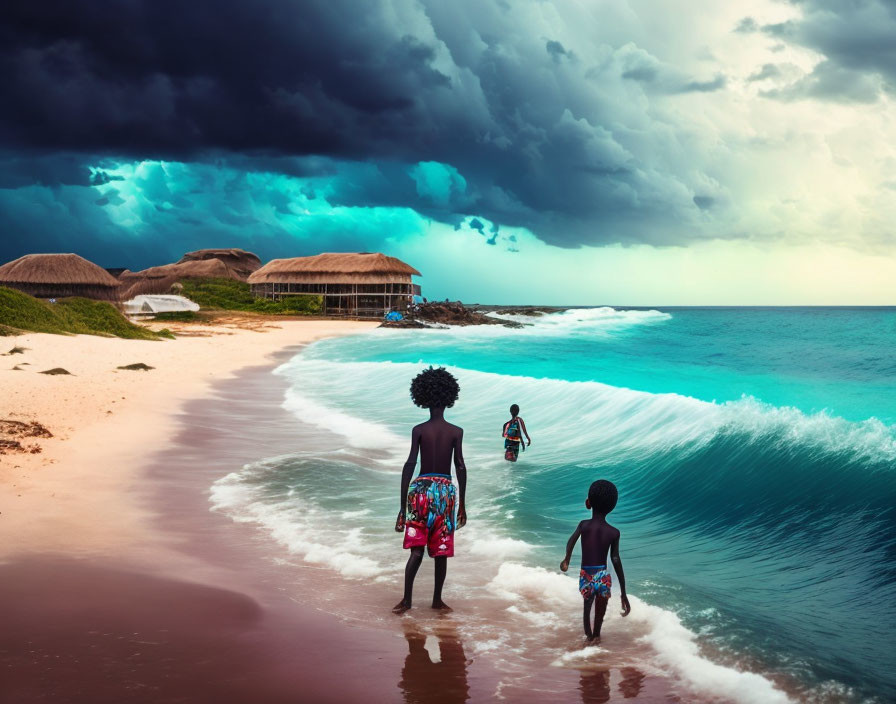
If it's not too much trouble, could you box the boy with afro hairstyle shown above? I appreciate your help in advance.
[560,479,631,641]
[393,367,467,614]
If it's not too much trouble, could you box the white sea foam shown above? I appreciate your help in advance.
[487,562,792,704]
[550,645,607,667]
[629,599,793,704]
[210,461,389,580]
[275,357,896,465]
[488,306,671,335]
[277,379,405,454]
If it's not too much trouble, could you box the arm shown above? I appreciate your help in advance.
[560,521,583,572]
[395,427,421,531]
[454,429,467,528]
[519,417,531,445]
[610,531,631,616]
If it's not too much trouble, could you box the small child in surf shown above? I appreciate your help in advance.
[502,404,531,462]
[561,479,631,641]
[393,367,468,614]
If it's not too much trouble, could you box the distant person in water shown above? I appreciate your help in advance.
[561,479,631,641]
[502,404,531,462]
[393,367,467,614]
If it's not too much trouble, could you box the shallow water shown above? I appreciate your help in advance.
[211,307,896,703]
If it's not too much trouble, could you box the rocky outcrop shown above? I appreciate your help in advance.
[118,249,262,298]
[380,301,522,328]
[177,249,261,280]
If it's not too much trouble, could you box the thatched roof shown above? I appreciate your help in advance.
[0,253,120,287]
[119,258,237,283]
[248,253,420,284]
[178,248,261,278]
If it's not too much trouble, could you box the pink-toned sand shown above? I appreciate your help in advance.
[0,319,375,559]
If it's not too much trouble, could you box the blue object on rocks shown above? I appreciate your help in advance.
[384,311,404,321]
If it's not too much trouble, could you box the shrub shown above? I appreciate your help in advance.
[178,278,322,315]
[0,286,162,339]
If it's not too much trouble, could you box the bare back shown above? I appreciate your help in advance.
[405,418,465,478]
[578,517,620,566]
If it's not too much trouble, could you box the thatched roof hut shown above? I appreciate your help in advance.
[248,252,420,284]
[248,252,421,317]
[0,253,121,301]
[118,248,261,298]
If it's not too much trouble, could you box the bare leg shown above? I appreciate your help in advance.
[591,597,609,640]
[432,556,451,610]
[393,547,424,614]
[583,596,595,640]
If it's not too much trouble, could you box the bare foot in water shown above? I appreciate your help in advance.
[431,600,453,612]
[392,600,412,614]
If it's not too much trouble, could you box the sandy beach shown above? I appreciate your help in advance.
[0,319,427,704]
[0,318,376,560]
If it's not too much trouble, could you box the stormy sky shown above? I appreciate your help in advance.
[1,0,894,303]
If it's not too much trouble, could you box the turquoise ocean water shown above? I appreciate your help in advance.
[212,307,896,703]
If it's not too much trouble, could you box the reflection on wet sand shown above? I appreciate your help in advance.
[618,667,645,699]
[579,666,646,703]
[580,669,611,703]
[399,621,470,704]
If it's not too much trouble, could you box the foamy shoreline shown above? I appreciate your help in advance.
[0,318,377,560]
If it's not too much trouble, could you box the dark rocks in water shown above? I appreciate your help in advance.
[378,318,432,329]
[117,363,155,371]
[380,301,522,328]
[39,367,72,375]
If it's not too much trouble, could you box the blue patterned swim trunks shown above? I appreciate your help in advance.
[579,565,612,600]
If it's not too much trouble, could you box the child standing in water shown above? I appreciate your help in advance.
[393,367,467,614]
[560,480,631,641]
[502,404,531,462]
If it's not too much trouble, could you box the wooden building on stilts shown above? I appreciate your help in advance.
[247,252,421,318]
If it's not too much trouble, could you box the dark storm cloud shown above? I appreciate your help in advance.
[0,0,727,250]
[545,40,570,62]
[0,153,94,188]
[739,0,896,102]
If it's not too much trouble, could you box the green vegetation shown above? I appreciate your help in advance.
[179,278,322,315]
[152,310,202,322]
[0,286,162,339]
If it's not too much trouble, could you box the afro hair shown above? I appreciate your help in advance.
[588,480,618,514]
[410,367,460,409]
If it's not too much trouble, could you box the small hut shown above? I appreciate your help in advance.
[0,253,121,301]
[248,252,422,318]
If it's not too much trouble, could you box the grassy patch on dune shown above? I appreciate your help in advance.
[0,286,162,339]
[179,278,322,315]
[151,310,203,322]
